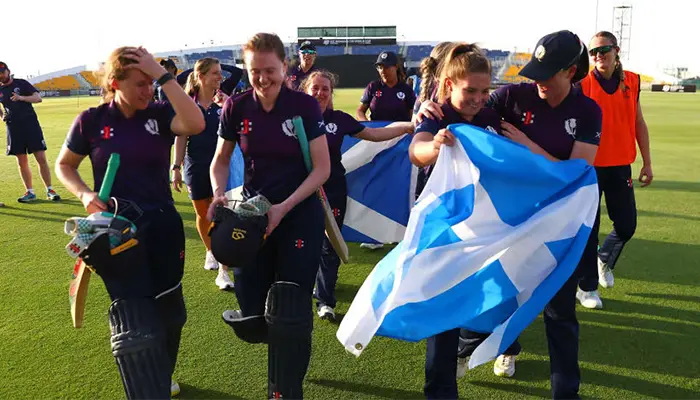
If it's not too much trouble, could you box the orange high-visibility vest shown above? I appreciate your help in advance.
[580,70,640,167]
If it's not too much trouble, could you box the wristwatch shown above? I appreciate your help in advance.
[171,164,181,171]
[157,72,175,86]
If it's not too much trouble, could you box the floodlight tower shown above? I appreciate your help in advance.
[613,5,633,62]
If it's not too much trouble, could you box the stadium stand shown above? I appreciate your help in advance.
[79,71,99,88]
[34,75,82,90]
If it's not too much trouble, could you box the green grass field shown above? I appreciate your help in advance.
[0,89,698,399]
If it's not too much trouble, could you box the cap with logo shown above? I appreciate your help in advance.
[299,41,317,52]
[519,30,588,82]
[209,195,271,268]
[375,51,399,67]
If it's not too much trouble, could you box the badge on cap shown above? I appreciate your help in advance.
[380,53,388,59]
[535,45,546,61]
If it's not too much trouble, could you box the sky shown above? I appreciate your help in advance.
[7,0,698,79]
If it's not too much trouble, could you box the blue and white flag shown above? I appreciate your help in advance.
[225,145,245,200]
[341,121,418,244]
[337,124,599,368]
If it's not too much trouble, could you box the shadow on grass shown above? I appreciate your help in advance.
[335,282,361,305]
[612,238,700,287]
[628,292,700,303]
[178,383,246,400]
[637,209,700,222]
[642,180,700,193]
[519,299,700,381]
[308,378,425,399]
[0,209,65,223]
[469,361,700,399]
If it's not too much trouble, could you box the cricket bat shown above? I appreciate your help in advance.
[69,153,120,328]
[293,116,350,264]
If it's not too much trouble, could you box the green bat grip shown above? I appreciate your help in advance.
[98,153,120,202]
[293,116,312,172]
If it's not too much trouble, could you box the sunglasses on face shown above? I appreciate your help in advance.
[300,50,316,55]
[589,45,616,56]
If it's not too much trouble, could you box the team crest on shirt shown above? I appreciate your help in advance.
[396,92,406,100]
[217,109,222,116]
[239,119,253,135]
[325,123,338,135]
[289,75,297,82]
[282,119,297,140]
[101,125,114,139]
[145,119,160,135]
[564,118,577,138]
[521,111,535,125]
[485,125,497,133]
[13,88,20,95]
[375,90,383,98]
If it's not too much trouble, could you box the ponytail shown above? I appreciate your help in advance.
[437,42,491,103]
[184,71,199,97]
[418,41,454,102]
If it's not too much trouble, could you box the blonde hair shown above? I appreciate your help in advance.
[299,69,338,109]
[419,42,455,102]
[95,46,140,103]
[437,43,491,103]
[185,57,220,97]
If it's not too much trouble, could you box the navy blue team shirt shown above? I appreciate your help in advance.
[361,80,416,122]
[488,83,602,160]
[322,109,365,188]
[65,101,176,211]
[184,100,221,184]
[287,64,318,91]
[218,86,326,205]
[0,79,39,123]
[415,101,503,179]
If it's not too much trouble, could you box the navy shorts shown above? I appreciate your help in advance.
[184,169,214,201]
[6,117,46,156]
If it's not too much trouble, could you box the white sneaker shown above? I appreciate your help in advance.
[317,305,336,320]
[0,201,5,207]
[576,288,603,309]
[598,258,614,288]
[456,356,468,379]
[215,268,234,290]
[493,354,516,378]
[360,243,384,250]
[204,251,219,270]
[171,380,181,397]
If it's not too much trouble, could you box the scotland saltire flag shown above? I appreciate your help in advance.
[341,121,418,244]
[337,124,599,368]
[225,145,245,199]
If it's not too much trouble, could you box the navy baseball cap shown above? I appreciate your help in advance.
[0,62,8,72]
[299,41,316,52]
[375,51,399,67]
[160,59,177,71]
[519,31,586,81]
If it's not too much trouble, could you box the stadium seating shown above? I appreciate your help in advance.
[317,46,345,56]
[34,75,82,90]
[79,71,99,88]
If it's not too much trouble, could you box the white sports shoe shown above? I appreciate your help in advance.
[493,354,516,378]
[317,305,336,320]
[171,380,181,397]
[576,288,603,309]
[360,243,384,250]
[215,268,234,290]
[456,356,468,379]
[204,251,219,271]
[598,258,614,288]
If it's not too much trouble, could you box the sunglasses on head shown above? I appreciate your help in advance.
[589,45,616,56]
[300,50,316,55]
